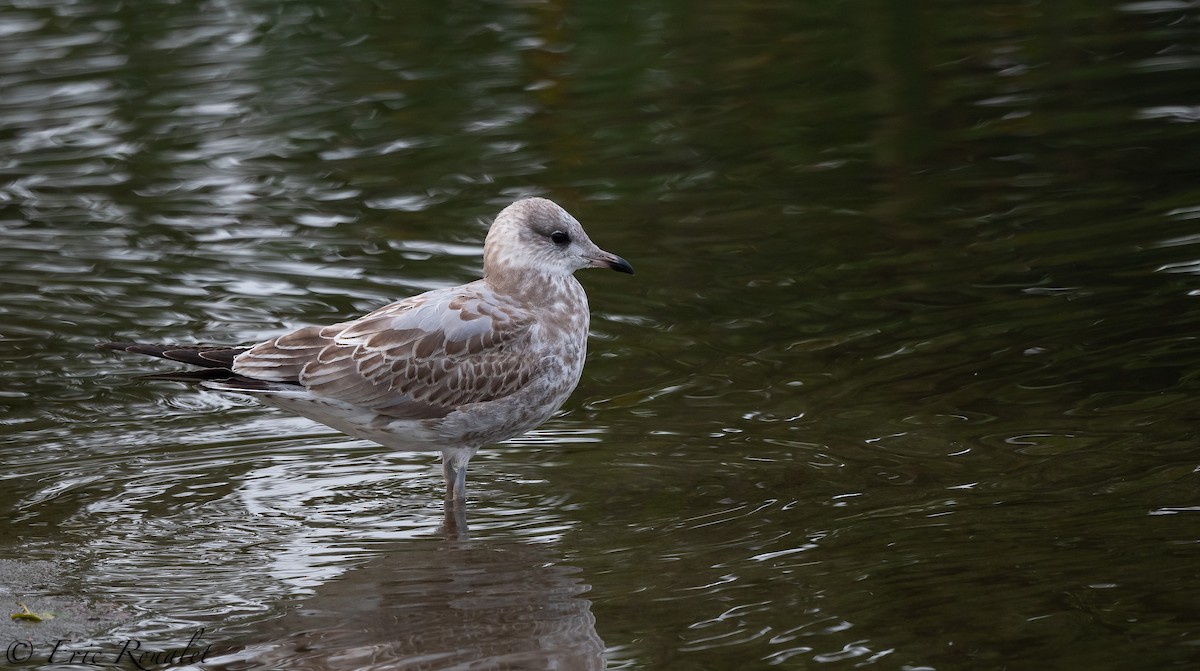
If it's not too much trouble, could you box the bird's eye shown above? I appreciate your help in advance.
[550,230,570,245]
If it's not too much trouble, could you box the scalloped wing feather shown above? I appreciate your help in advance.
[231,284,537,420]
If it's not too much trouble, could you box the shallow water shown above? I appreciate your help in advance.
[3,0,1200,669]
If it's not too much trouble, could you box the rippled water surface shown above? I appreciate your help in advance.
[4,1,1200,669]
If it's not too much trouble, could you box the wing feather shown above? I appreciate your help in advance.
[231,283,538,419]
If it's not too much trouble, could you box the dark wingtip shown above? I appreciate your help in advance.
[96,342,247,368]
[609,256,635,275]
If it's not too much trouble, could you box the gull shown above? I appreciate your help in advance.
[101,197,633,506]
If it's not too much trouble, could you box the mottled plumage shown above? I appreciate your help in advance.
[101,198,633,504]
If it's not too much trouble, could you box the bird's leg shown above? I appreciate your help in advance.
[441,447,477,505]
[440,454,470,539]
[443,459,467,503]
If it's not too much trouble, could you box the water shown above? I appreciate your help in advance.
[3,0,1200,669]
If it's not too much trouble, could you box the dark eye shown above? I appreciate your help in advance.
[550,230,570,245]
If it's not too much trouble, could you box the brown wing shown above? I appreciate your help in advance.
[231,284,538,419]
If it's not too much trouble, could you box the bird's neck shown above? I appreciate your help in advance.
[486,269,584,308]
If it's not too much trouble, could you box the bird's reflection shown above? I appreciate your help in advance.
[440,500,470,539]
[209,516,605,671]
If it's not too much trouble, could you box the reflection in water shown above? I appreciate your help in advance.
[210,539,604,671]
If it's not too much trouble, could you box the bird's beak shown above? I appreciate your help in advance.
[586,250,634,275]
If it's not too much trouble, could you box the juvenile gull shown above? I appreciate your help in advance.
[101,197,633,504]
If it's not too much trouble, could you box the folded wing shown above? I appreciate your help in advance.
[231,286,537,420]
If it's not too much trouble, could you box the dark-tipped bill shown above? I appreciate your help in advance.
[588,251,634,275]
